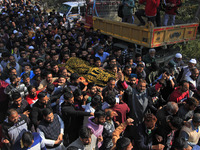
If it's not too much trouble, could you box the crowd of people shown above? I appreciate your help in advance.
[122,0,182,26]
[0,0,200,150]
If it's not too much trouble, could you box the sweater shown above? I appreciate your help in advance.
[38,114,61,141]
[25,91,40,105]
[111,122,128,150]
[87,116,104,148]
[169,87,189,103]
[9,99,30,114]
[67,134,98,150]
[180,120,200,145]
[2,114,28,146]
[165,0,181,15]
[139,0,160,16]
[112,103,130,123]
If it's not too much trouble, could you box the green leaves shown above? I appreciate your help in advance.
[173,36,200,60]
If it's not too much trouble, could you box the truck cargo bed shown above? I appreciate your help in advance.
[93,17,199,48]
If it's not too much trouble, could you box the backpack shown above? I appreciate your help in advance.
[118,4,124,18]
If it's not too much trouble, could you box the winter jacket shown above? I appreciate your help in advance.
[165,0,181,15]
[122,0,135,16]
[140,0,160,16]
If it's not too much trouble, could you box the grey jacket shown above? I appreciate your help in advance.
[124,84,156,124]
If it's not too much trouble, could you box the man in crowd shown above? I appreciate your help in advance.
[0,0,200,149]
[37,108,65,149]
[135,0,160,25]
[180,113,200,148]
[117,71,164,139]
[169,80,190,103]
[87,109,106,148]
[67,127,98,150]
[31,92,51,128]
[134,113,165,150]
[13,131,47,150]
[61,92,93,145]
[178,97,199,121]
[38,72,58,90]
[122,0,135,23]
[2,109,29,149]
[9,91,30,115]
[26,85,40,106]
[102,77,118,98]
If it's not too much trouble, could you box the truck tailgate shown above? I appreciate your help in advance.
[152,24,199,47]
[93,17,199,48]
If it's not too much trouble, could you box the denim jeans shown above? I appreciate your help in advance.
[163,14,176,26]
[122,15,134,24]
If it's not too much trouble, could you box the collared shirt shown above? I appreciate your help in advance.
[95,52,109,63]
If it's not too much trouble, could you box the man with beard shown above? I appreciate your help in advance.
[38,72,58,91]
[85,83,97,104]
[18,49,29,67]
[169,80,190,103]
[177,59,197,82]
[132,63,146,79]
[5,55,21,76]
[184,68,199,94]
[123,65,132,79]
[87,109,106,148]
[2,109,29,149]
[117,71,164,140]
[134,113,165,150]
[21,73,31,87]
[102,77,118,98]
[30,92,51,128]
[51,62,60,77]
[5,67,17,84]
[67,127,98,150]
[26,85,40,106]
[37,108,65,150]
[95,46,109,63]
[4,74,28,99]
[61,52,70,64]
[94,57,102,68]
[68,73,80,92]
[127,73,138,88]
[31,66,42,88]
[29,56,37,68]
[103,56,118,70]
[9,91,30,115]
[20,63,35,81]
[143,49,159,83]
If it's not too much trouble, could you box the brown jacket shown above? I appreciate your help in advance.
[111,122,128,150]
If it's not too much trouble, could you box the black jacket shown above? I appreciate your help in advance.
[30,101,51,128]
[134,123,157,150]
